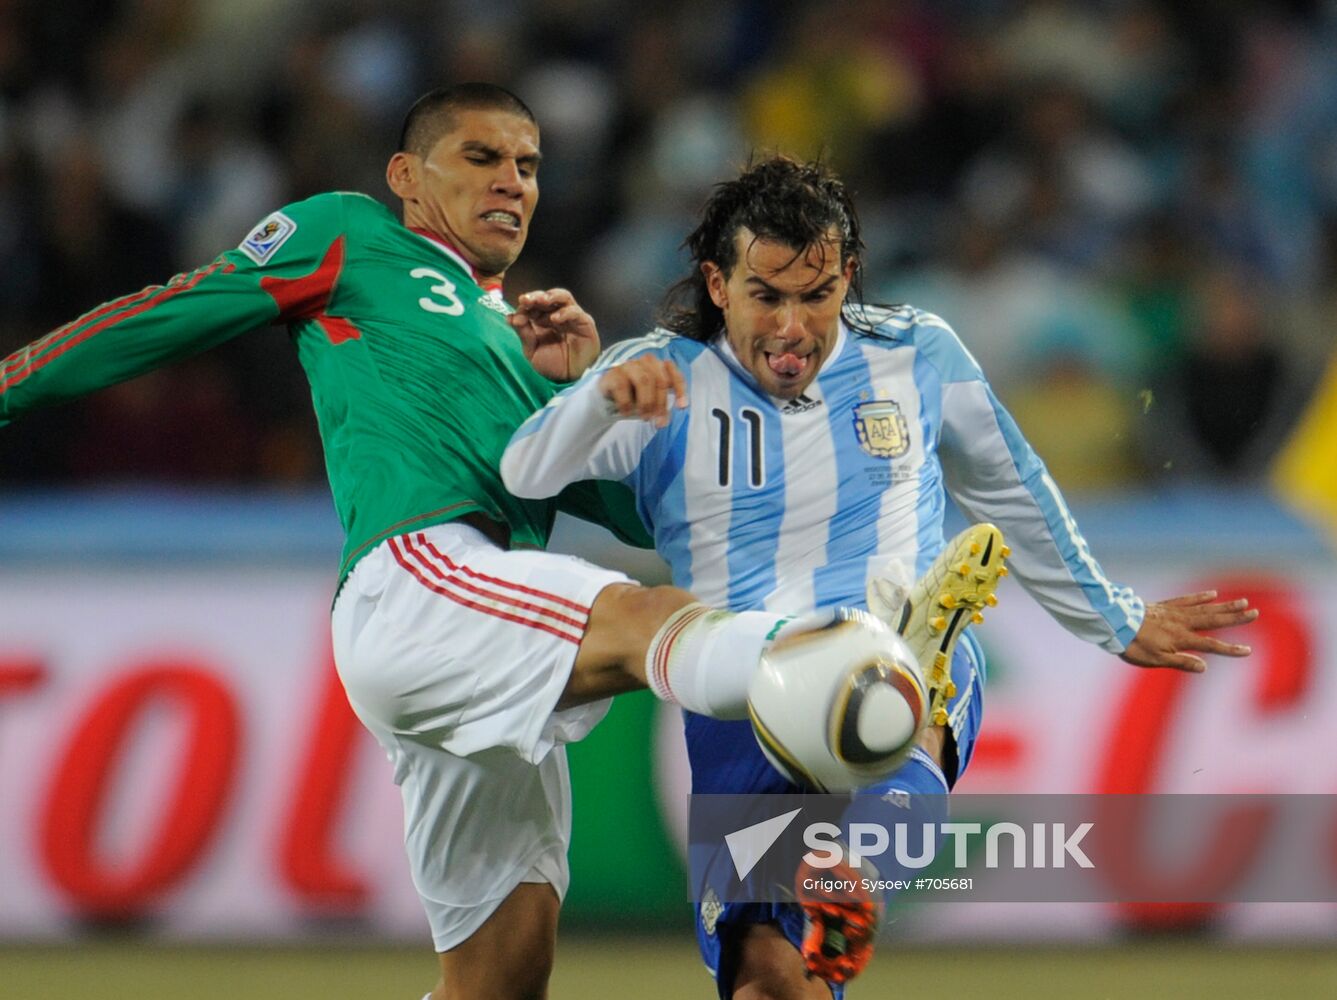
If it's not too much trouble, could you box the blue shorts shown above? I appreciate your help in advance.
[687,631,985,998]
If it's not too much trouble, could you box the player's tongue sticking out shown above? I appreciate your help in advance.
[767,352,806,377]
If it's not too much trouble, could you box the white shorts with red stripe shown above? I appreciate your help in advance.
[330,519,630,950]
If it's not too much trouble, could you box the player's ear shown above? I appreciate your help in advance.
[386,151,419,202]
[703,261,727,310]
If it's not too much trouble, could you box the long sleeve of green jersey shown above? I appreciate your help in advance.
[1,191,646,582]
[0,195,349,428]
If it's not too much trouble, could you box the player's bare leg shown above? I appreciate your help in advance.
[917,721,947,766]
[732,923,833,999]
[557,582,695,707]
[561,582,813,719]
[432,882,559,1000]
[733,727,951,996]
[785,723,951,991]
[771,534,1000,992]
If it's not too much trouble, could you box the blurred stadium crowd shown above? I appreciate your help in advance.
[0,0,1333,492]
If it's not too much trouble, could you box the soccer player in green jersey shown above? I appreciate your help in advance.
[0,84,860,999]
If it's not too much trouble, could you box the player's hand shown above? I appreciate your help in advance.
[1119,591,1258,673]
[509,288,601,382]
[598,356,687,428]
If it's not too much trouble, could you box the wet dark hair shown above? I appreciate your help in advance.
[658,155,868,342]
[398,83,537,157]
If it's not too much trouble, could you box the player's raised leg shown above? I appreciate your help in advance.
[871,522,1008,725]
[333,520,844,998]
[565,582,828,720]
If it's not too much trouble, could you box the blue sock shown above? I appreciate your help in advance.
[840,748,951,894]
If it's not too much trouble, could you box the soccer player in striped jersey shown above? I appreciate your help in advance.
[503,156,1260,997]
[0,88,874,1000]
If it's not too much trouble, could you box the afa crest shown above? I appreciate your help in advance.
[852,399,910,459]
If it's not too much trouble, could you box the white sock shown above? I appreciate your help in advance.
[644,603,796,719]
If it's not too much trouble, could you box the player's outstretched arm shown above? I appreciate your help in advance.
[598,355,686,428]
[509,287,601,382]
[1119,590,1259,673]
[502,352,686,499]
[0,256,281,428]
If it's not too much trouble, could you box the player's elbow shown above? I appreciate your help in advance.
[500,443,551,498]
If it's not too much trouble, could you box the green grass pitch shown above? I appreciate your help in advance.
[2,936,1335,998]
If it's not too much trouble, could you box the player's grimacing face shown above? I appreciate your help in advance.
[705,228,854,399]
[404,108,540,279]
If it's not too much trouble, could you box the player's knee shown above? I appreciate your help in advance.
[630,584,699,640]
[565,584,696,705]
[610,582,695,630]
[587,583,695,656]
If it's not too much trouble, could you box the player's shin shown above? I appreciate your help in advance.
[643,603,818,718]
[795,747,951,984]
[841,746,951,876]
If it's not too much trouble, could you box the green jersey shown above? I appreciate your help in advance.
[0,191,649,580]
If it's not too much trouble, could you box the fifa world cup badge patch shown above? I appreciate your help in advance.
[853,399,910,458]
[239,211,297,264]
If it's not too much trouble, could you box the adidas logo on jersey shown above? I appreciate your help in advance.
[781,393,822,415]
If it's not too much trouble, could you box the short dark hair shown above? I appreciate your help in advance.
[659,156,867,342]
[398,83,537,157]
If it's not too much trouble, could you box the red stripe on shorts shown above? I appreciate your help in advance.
[388,537,583,644]
[403,534,588,631]
[417,534,591,614]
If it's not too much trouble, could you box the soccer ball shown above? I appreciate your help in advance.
[747,608,928,793]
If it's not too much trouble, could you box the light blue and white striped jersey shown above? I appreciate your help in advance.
[503,305,1144,652]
